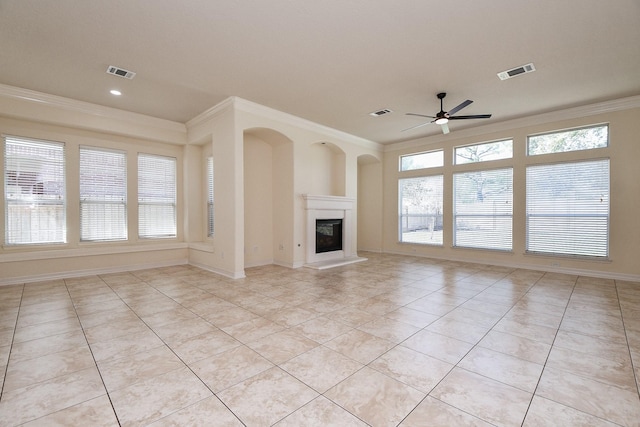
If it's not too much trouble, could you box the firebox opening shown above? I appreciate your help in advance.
[316,219,343,253]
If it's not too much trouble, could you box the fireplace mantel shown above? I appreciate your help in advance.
[302,194,366,269]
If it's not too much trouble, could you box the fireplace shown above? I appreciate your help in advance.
[302,194,366,269]
[316,219,343,253]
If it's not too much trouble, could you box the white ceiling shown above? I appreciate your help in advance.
[1,0,639,145]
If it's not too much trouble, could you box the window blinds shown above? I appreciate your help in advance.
[4,136,66,245]
[79,146,127,241]
[138,153,176,238]
[526,159,609,257]
[454,168,513,251]
[207,157,214,237]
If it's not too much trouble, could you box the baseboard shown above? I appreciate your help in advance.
[381,249,640,282]
[0,258,189,287]
[188,261,246,280]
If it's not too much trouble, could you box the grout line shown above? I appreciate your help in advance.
[102,270,247,426]
[65,276,123,427]
[518,272,578,425]
[0,283,25,403]
[614,279,640,399]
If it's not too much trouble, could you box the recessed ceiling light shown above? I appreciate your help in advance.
[110,89,122,96]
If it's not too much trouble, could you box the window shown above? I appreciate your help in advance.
[528,124,608,155]
[400,150,443,171]
[207,156,214,237]
[79,147,127,241]
[138,153,176,238]
[526,159,609,258]
[454,168,513,251]
[399,175,443,245]
[455,139,513,164]
[4,136,66,245]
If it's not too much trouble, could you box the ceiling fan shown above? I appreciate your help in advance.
[403,92,492,134]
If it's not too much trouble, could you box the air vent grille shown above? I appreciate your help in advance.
[106,65,136,79]
[369,108,393,117]
[497,63,535,81]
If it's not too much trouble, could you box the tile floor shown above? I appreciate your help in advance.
[0,252,639,426]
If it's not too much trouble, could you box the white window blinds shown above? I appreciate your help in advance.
[207,156,214,237]
[454,168,513,250]
[138,153,176,238]
[79,146,127,241]
[399,175,444,245]
[4,136,66,245]
[526,159,609,257]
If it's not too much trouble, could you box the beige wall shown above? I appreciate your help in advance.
[358,156,383,252]
[0,115,188,284]
[244,133,274,267]
[383,107,640,279]
[187,106,245,278]
[232,101,381,269]
[2,85,636,284]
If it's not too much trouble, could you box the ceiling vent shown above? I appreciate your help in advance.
[369,108,393,117]
[106,65,136,79]
[497,63,535,81]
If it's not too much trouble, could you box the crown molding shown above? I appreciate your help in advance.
[0,83,187,144]
[386,95,640,152]
[234,97,383,151]
[185,96,236,129]
[188,95,383,152]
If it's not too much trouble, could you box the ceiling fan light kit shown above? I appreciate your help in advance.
[404,92,492,135]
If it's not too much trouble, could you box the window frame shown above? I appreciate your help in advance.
[399,149,444,171]
[454,139,513,165]
[137,153,177,239]
[527,123,609,156]
[452,166,513,251]
[3,135,67,246]
[398,174,444,246]
[79,146,127,242]
[525,158,610,259]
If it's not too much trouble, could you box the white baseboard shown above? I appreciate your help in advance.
[188,261,246,280]
[0,258,188,287]
[381,249,640,282]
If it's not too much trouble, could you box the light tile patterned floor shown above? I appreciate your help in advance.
[1,252,639,426]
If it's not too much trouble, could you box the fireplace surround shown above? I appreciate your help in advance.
[303,194,366,269]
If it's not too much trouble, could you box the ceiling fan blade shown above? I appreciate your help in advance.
[441,123,450,134]
[401,121,433,132]
[447,99,473,116]
[448,114,492,120]
[406,113,436,119]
